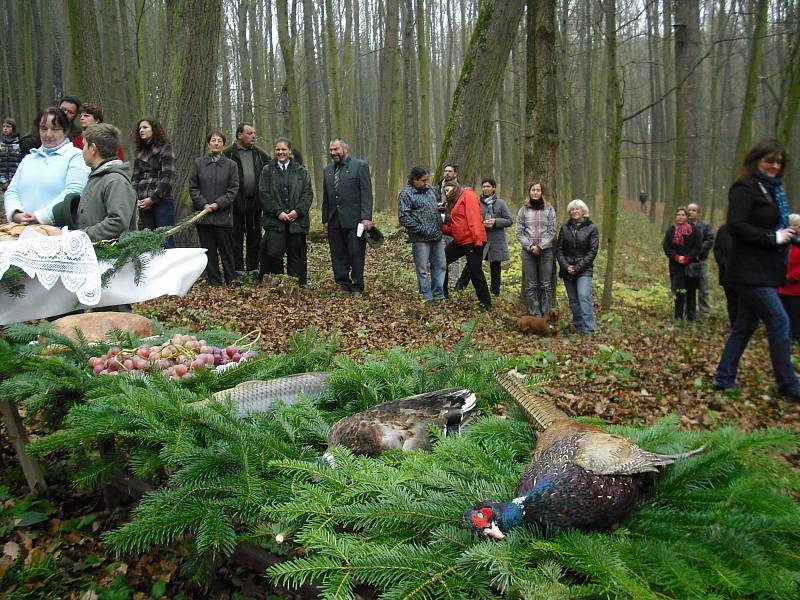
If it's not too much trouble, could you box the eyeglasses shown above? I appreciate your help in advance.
[760,157,784,166]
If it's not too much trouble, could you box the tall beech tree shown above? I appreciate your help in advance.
[436,0,526,184]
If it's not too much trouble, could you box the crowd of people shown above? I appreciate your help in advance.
[2,99,799,392]
[662,138,800,404]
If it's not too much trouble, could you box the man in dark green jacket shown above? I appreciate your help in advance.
[76,123,136,242]
[222,123,270,274]
[259,137,313,286]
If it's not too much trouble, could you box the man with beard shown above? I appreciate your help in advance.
[322,138,373,293]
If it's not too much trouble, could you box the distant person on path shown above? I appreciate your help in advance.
[662,206,702,321]
[713,223,738,326]
[0,118,20,192]
[687,203,715,318]
[4,107,89,225]
[259,137,313,287]
[777,213,800,342]
[454,177,513,296]
[397,166,446,302]
[189,131,239,286]
[223,123,270,275]
[322,138,373,293]
[639,190,648,212]
[556,198,599,335]
[712,138,800,403]
[132,117,176,247]
[516,181,557,316]
[441,180,491,309]
[72,104,124,159]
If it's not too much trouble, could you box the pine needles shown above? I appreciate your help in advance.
[15,325,800,598]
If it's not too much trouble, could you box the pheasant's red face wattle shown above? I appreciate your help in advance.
[470,506,493,528]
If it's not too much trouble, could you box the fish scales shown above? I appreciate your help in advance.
[195,372,330,417]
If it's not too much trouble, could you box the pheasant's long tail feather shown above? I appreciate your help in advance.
[494,372,569,431]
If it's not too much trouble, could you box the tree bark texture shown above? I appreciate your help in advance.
[373,0,400,212]
[436,0,526,185]
[601,0,622,312]
[526,0,559,209]
[672,0,704,215]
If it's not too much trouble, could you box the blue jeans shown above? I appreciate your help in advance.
[411,240,446,300]
[714,285,800,395]
[139,197,175,249]
[564,274,595,333]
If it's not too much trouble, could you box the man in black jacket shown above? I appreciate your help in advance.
[322,138,373,293]
[687,203,715,318]
[222,123,270,275]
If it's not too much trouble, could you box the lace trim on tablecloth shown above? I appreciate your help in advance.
[0,229,102,305]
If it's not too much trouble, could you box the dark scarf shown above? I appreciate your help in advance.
[480,194,496,217]
[530,198,545,210]
[672,222,692,245]
[755,171,789,229]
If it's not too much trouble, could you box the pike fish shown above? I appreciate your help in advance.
[194,371,330,417]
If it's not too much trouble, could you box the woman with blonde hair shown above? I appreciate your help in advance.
[556,198,599,334]
[516,181,557,316]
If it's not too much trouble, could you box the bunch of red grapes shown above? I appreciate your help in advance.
[88,334,256,379]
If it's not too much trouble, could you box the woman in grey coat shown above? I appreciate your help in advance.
[455,177,513,296]
[189,131,240,285]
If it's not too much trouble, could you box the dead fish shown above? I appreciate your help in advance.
[194,371,330,417]
[323,387,477,466]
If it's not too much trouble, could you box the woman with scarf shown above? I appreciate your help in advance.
[441,181,492,309]
[516,181,557,316]
[712,139,800,402]
[453,178,513,296]
[662,206,702,321]
[3,107,89,224]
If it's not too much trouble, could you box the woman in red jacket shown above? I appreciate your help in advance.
[778,213,800,341]
[442,181,491,309]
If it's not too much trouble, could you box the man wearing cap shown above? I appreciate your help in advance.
[322,138,373,293]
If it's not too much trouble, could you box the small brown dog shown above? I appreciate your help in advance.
[517,308,560,336]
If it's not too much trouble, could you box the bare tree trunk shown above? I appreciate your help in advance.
[373,0,400,211]
[303,0,324,198]
[732,0,769,175]
[436,0,526,184]
[415,0,432,166]
[673,0,704,210]
[401,0,421,166]
[165,0,222,233]
[601,0,622,312]
[276,0,302,145]
[67,0,105,103]
[525,0,559,208]
[324,0,343,136]
[777,9,800,147]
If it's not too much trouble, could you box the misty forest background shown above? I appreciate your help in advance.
[0,0,798,301]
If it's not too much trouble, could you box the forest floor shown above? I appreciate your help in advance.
[1,199,798,599]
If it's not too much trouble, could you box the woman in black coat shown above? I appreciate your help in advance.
[713,138,800,401]
[189,131,239,285]
[556,198,599,334]
[662,206,702,321]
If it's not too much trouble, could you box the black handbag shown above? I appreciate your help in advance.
[685,261,701,280]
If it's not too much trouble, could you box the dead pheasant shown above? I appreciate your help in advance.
[463,372,704,539]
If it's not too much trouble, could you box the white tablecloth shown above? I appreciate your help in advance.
[0,230,207,323]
